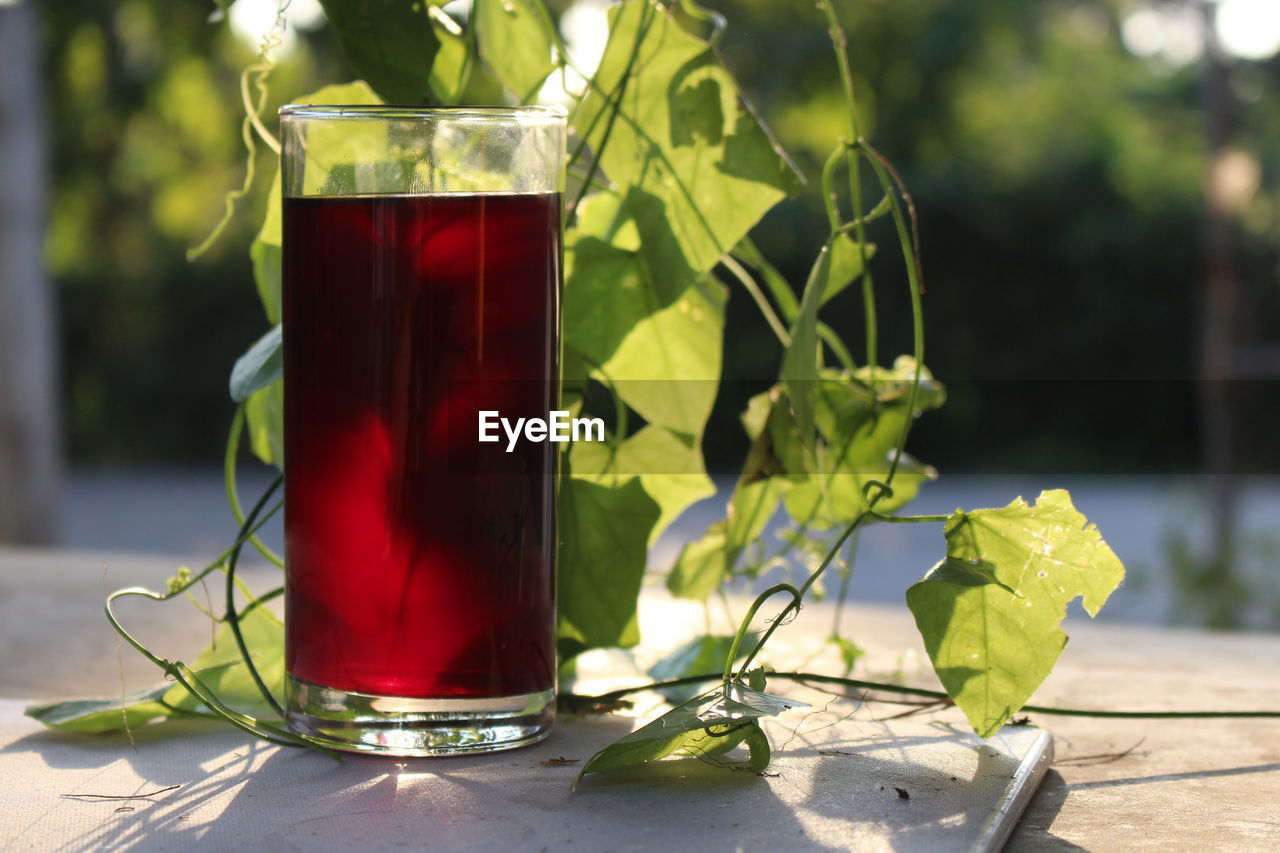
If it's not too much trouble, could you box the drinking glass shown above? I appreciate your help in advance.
[278,105,564,756]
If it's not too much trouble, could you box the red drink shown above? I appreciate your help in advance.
[282,192,560,701]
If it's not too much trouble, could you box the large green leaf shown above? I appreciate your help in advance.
[574,0,799,279]
[474,0,557,101]
[906,489,1125,737]
[317,1,440,105]
[571,426,715,545]
[557,475,661,654]
[563,192,648,365]
[564,192,725,438]
[598,276,725,438]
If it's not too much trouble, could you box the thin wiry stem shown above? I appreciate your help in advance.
[571,673,1280,720]
[721,254,790,346]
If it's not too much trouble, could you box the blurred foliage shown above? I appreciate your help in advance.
[44,0,1280,468]
[706,0,1280,474]
[43,0,339,461]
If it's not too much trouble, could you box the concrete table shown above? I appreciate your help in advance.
[1,547,1277,851]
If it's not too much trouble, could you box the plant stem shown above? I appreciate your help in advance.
[829,532,858,640]
[100,476,339,758]
[721,253,790,346]
[223,478,286,717]
[224,404,285,568]
[723,583,800,683]
[818,322,856,371]
[817,0,877,376]
[567,0,656,221]
[570,672,1280,720]
[733,238,801,323]
[187,3,285,260]
[734,513,868,677]
[855,140,924,484]
[869,512,949,524]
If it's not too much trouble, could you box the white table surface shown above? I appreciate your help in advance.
[1,546,1278,851]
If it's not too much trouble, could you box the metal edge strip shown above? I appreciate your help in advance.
[969,728,1056,853]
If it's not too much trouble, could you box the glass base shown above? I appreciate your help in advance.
[285,675,555,757]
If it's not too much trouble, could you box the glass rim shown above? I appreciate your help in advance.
[278,104,568,124]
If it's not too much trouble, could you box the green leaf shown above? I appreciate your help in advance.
[24,683,176,734]
[577,681,802,782]
[317,1,440,105]
[570,426,715,545]
[24,597,286,734]
[164,600,285,719]
[779,240,836,443]
[245,379,284,467]
[250,233,282,326]
[781,451,935,528]
[564,193,726,438]
[474,0,557,101]
[563,195,647,367]
[597,276,725,438]
[426,6,471,105]
[739,719,772,772]
[574,0,799,279]
[906,489,1125,737]
[647,634,754,703]
[822,235,877,304]
[250,164,283,325]
[229,325,282,402]
[781,359,946,527]
[558,475,661,653]
[734,238,799,321]
[251,82,382,326]
[726,476,788,552]
[666,524,729,600]
[666,475,789,601]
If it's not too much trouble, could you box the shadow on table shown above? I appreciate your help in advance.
[18,711,1267,851]
[3,715,819,851]
[1006,770,1089,852]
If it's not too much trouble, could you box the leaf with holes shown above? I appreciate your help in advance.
[907,489,1125,737]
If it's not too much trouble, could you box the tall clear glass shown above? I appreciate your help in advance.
[278,105,565,756]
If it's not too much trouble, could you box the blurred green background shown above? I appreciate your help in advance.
[16,0,1280,625]
[40,0,1280,469]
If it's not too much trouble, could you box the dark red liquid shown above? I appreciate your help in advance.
[282,192,560,698]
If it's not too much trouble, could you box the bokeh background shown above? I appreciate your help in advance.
[1,0,1277,627]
